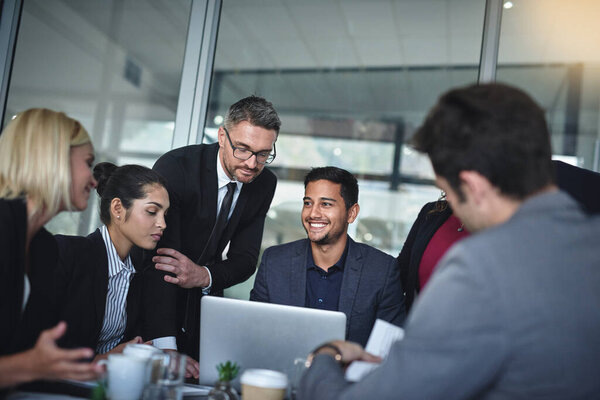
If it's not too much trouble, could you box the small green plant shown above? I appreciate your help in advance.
[216,361,240,382]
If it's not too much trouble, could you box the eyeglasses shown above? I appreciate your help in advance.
[223,127,276,165]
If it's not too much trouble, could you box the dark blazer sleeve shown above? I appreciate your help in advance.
[54,233,105,350]
[249,246,271,302]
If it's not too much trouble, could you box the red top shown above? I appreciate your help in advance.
[419,214,470,290]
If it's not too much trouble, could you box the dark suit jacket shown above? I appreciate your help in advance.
[54,229,144,351]
[150,143,277,358]
[397,201,451,312]
[1,198,59,356]
[553,160,600,213]
[250,237,406,346]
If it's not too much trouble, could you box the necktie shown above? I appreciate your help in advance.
[204,182,236,262]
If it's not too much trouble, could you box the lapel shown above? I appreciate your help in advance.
[89,230,109,335]
[289,239,309,307]
[338,237,363,317]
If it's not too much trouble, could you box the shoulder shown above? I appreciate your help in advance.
[154,143,217,171]
[263,238,307,258]
[350,238,394,262]
[0,197,26,224]
[248,167,277,190]
[55,229,102,254]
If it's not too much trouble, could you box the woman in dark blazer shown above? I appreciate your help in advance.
[54,163,169,361]
[0,108,100,388]
[397,198,469,312]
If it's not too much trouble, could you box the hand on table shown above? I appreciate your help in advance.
[162,349,199,379]
[324,340,381,365]
[153,248,210,289]
[27,321,103,381]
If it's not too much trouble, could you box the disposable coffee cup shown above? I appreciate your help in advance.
[240,369,288,400]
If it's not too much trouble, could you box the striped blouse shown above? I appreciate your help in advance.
[96,225,135,354]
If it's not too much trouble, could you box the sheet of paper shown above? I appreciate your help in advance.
[344,319,404,382]
[182,384,212,396]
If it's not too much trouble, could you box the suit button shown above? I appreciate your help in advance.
[318,298,323,303]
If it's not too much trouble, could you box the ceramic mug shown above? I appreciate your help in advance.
[98,354,148,400]
[123,343,162,361]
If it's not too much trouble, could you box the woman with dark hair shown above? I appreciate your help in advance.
[53,162,169,360]
[397,194,470,312]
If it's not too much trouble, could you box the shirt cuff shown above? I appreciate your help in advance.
[202,266,212,294]
[152,336,177,350]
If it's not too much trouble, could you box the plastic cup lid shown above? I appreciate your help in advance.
[240,369,288,389]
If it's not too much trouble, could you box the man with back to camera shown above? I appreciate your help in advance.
[298,84,600,399]
[250,166,406,346]
[145,96,280,365]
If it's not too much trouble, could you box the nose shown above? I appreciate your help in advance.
[309,205,321,219]
[90,175,98,188]
[157,215,166,230]
[244,154,258,169]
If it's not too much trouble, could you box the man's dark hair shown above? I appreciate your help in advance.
[304,166,359,209]
[224,95,281,134]
[412,83,554,200]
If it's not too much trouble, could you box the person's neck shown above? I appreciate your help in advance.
[310,234,348,272]
[488,184,558,228]
[107,224,133,261]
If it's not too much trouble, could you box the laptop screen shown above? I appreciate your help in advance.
[198,296,346,389]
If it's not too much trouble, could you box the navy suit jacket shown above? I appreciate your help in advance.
[250,236,406,346]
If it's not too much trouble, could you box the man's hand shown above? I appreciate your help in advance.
[153,248,210,289]
[185,356,200,379]
[27,322,103,381]
[324,341,381,365]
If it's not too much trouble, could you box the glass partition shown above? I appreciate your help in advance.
[205,0,486,298]
[497,0,600,170]
[4,0,192,235]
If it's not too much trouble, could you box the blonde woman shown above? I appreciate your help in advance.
[0,108,101,388]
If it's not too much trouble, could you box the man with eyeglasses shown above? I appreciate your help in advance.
[146,96,280,366]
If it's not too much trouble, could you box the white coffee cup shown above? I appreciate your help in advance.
[240,369,288,400]
[123,343,162,361]
[98,354,148,400]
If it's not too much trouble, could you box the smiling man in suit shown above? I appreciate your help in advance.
[250,166,406,346]
[148,96,280,360]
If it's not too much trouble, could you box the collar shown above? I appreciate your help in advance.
[306,237,350,272]
[216,149,244,192]
[100,225,135,277]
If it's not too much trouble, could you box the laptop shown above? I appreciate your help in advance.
[198,296,347,389]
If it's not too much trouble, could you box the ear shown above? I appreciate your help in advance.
[347,203,360,224]
[110,198,124,222]
[217,126,226,149]
[458,170,493,205]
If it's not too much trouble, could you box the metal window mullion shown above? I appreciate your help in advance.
[0,0,23,128]
[171,0,222,149]
[478,0,503,83]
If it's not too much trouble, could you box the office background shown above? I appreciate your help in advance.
[1,0,599,298]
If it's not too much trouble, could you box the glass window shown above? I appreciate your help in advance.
[4,0,193,235]
[205,0,486,298]
[497,0,600,171]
